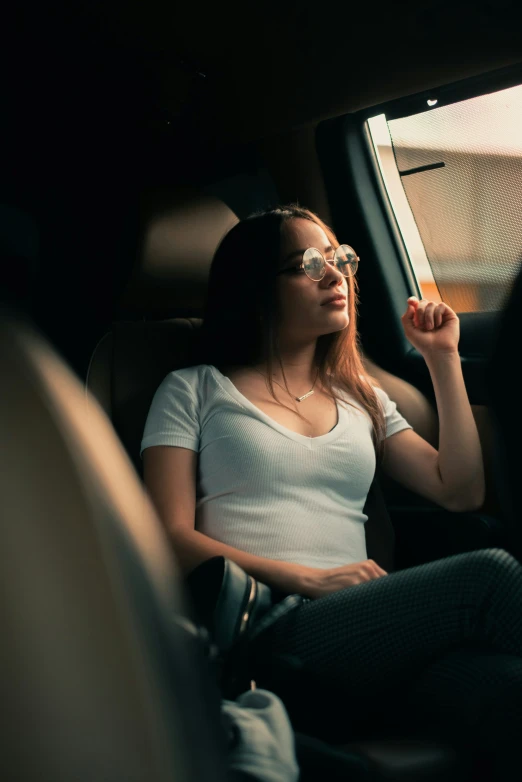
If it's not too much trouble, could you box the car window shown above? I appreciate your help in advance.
[367,82,522,313]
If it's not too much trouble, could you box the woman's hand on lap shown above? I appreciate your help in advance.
[298,560,388,600]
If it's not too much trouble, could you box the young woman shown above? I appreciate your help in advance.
[142,205,522,777]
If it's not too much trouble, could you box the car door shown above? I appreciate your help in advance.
[314,64,522,559]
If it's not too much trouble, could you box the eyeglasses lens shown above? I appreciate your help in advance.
[302,245,358,281]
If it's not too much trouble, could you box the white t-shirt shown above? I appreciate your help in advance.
[141,364,412,570]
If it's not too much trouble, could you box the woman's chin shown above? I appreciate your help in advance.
[320,315,350,335]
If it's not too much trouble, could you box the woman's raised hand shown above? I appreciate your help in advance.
[401,296,460,358]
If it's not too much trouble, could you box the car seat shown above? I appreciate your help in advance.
[0,306,229,782]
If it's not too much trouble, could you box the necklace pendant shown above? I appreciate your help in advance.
[295,389,315,402]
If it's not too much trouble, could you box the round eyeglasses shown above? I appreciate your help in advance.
[277,244,359,282]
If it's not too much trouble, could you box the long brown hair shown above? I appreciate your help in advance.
[194,205,386,460]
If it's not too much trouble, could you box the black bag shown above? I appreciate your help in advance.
[184,556,305,698]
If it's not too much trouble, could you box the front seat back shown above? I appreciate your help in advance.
[0,308,228,782]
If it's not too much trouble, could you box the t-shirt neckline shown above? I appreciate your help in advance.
[209,365,344,447]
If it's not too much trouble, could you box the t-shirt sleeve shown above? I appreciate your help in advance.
[140,371,200,458]
[373,385,413,440]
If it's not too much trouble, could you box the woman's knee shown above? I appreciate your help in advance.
[464,547,518,569]
[451,547,521,580]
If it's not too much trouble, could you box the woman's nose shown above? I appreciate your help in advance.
[324,262,344,283]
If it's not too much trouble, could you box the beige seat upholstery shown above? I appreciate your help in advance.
[84,190,488,779]
[0,309,228,782]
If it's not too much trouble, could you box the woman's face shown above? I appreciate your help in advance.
[275,218,350,341]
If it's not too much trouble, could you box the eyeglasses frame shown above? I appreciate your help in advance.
[276,244,360,281]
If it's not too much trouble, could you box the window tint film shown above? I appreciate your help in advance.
[368,84,522,312]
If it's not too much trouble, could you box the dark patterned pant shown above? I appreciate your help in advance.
[251,548,522,779]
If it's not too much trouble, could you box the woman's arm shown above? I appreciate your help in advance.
[425,350,485,508]
[382,297,485,512]
[172,527,310,593]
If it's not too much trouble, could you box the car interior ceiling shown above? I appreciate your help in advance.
[3,1,522,780]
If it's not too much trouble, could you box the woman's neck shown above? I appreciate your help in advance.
[245,331,318,386]
[253,355,318,388]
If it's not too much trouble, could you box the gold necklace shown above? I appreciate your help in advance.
[253,367,319,402]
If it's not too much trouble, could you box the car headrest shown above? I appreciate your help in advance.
[118,189,238,318]
[0,308,227,782]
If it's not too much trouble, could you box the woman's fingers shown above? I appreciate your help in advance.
[434,302,446,328]
[410,298,438,329]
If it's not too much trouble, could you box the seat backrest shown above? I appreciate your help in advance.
[486,262,522,557]
[87,318,203,477]
[0,308,228,782]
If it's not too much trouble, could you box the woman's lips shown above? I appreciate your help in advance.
[322,297,346,307]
